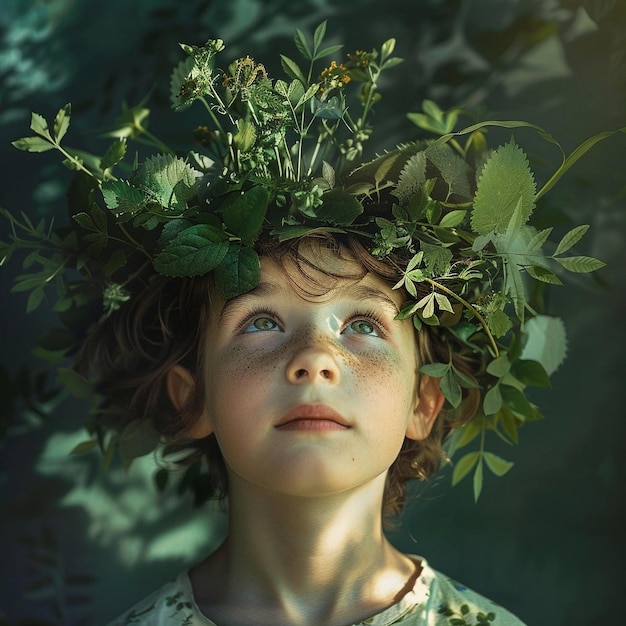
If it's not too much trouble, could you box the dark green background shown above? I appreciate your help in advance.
[1,1,625,624]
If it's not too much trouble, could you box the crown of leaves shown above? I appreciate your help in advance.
[2,22,618,499]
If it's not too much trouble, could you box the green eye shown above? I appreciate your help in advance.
[245,317,279,332]
[347,320,378,336]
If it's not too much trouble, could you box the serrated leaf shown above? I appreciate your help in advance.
[425,142,472,202]
[154,224,229,277]
[520,315,567,375]
[11,136,55,152]
[554,255,605,273]
[214,245,260,300]
[471,141,536,235]
[451,451,480,485]
[100,138,127,171]
[486,309,513,339]
[484,452,514,477]
[421,242,452,276]
[392,152,426,205]
[53,104,71,142]
[134,154,200,211]
[101,180,146,216]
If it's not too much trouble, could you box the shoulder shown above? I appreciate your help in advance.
[104,572,215,626]
[383,557,527,626]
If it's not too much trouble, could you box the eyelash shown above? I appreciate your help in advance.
[235,308,388,336]
[236,308,282,333]
[346,310,387,337]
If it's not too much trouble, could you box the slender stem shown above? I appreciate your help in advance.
[423,277,500,357]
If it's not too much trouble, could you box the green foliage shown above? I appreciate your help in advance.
[2,22,619,501]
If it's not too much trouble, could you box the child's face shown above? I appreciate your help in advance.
[189,242,438,498]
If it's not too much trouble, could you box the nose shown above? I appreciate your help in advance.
[285,331,341,385]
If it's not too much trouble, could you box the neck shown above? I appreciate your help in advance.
[191,473,418,625]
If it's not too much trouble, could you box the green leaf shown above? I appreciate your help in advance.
[452,451,480,485]
[57,368,92,398]
[221,185,269,242]
[134,154,200,211]
[11,136,55,152]
[486,354,511,378]
[471,141,536,235]
[154,224,229,277]
[500,384,533,419]
[425,142,472,202]
[439,209,466,228]
[483,384,503,415]
[520,315,567,375]
[527,227,553,252]
[280,55,308,86]
[440,369,462,408]
[100,138,127,171]
[118,419,161,467]
[53,104,71,142]
[421,242,452,276]
[554,255,605,273]
[315,189,363,225]
[312,21,327,54]
[483,452,514,477]
[512,359,551,388]
[526,265,562,284]
[26,287,45,313]
[419,362,450,377]
[101,180,146,216]
[71,440,98,455]
[473,459,484,502]
[554,224,590,256]
[214,246,260,300]
[30,112,52,139]
[313,44,343,61]
[294,28,312,60]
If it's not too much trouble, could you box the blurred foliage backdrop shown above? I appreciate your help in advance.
[1,0,625,624]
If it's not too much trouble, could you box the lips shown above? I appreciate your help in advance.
[275,404,350,430]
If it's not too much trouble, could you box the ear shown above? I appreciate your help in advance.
[406,374,445,441]
[166,364,212,439]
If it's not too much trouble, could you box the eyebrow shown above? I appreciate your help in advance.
[218,280,400,325]
[218,281,283,325]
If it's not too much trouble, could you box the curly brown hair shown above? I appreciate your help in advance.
[76,232,483,517]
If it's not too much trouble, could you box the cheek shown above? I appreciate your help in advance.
[350,347,417,412]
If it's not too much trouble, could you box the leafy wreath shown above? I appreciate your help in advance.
[2,22,620,500]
